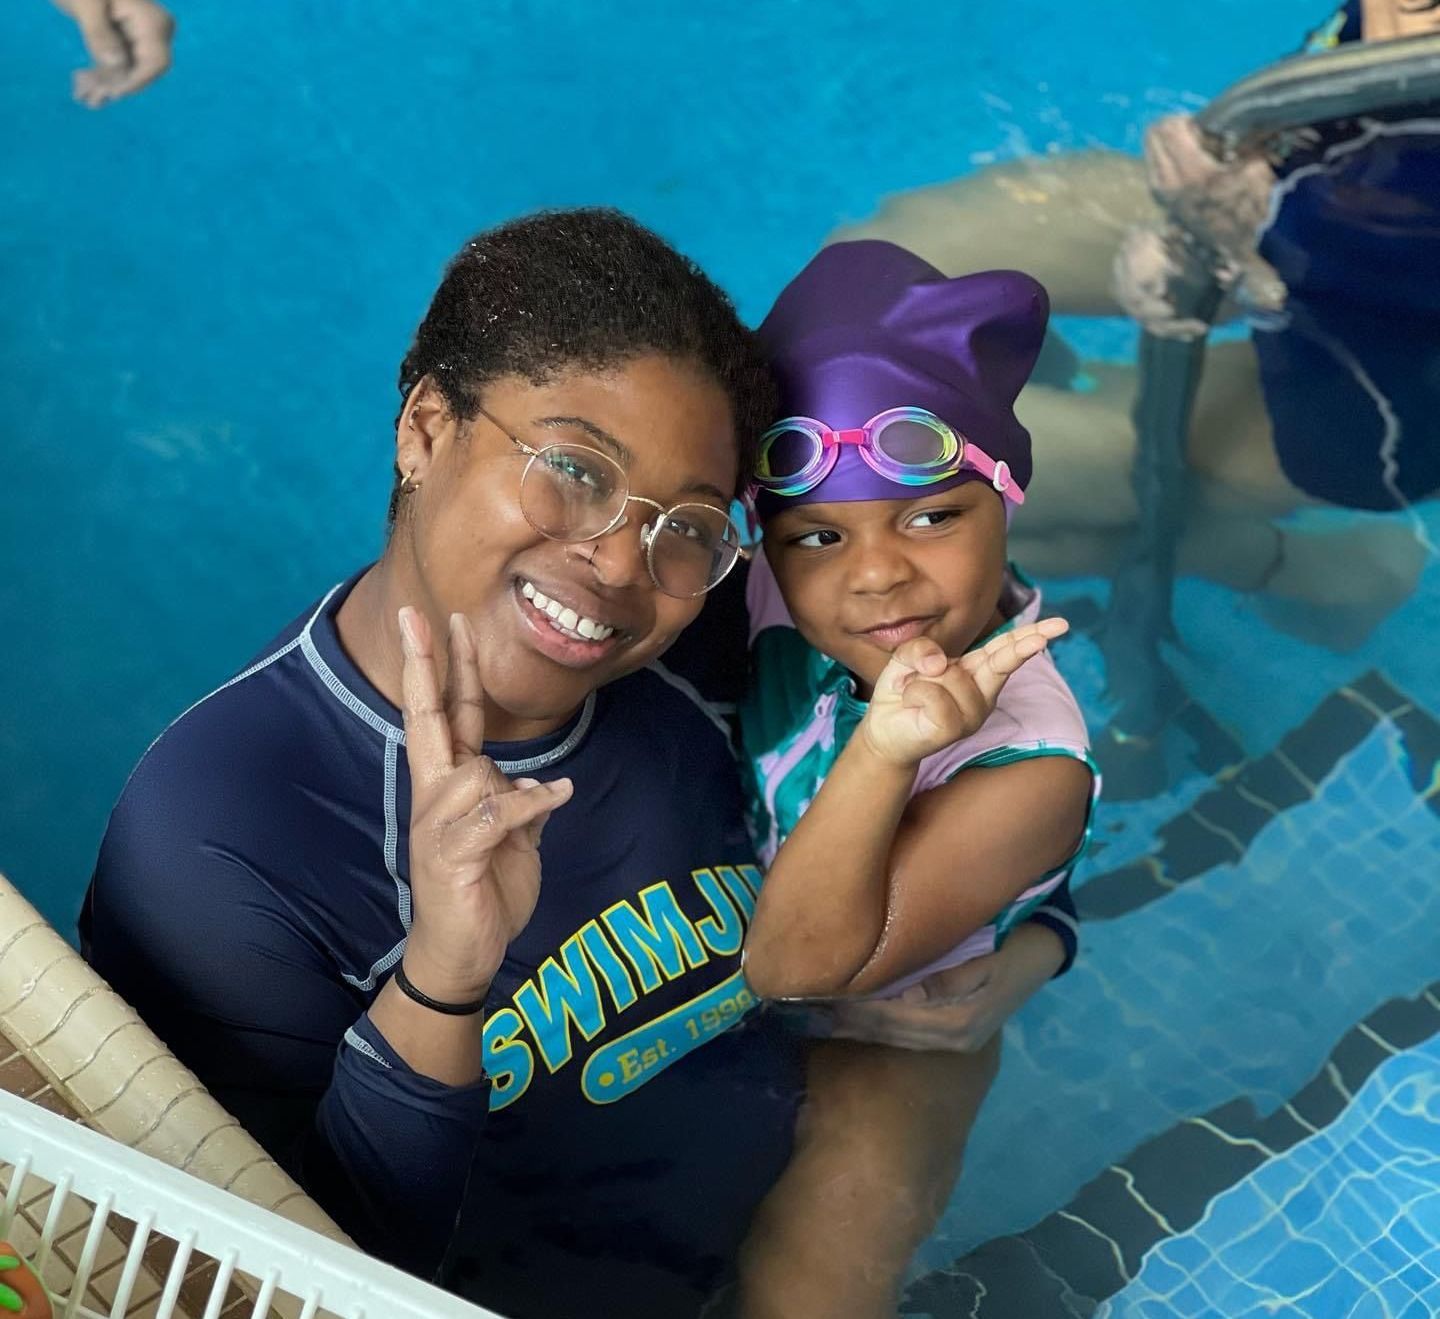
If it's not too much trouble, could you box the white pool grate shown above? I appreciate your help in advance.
[0,1089,501,1319]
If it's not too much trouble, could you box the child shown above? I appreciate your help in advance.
[734,242,1099,1319]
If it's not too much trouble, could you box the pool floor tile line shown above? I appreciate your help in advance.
[1078,671,1434,922]
[1101,1034,1440,1317]
[900,978,1440,1319]
[1098,699,1251,803]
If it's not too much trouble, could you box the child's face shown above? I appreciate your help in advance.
[763,481,1008,694]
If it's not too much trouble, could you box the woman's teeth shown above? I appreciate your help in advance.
[520,580,616,642]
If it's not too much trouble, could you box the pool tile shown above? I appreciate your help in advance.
[1392,709,1440,803]
[1412,1273,1440,1313]
[1187,790,1275,852]
[1187,1254,1259,1315]
[1075,862,1174,918]
[1345,673,1412,718]
[1158,1233,1213,1276]
[1397,1261,1438,1293]
[1166,1281,1213,1317]
[1273,1262,1364,1316]
[1131,1300,1179,1319]
[1350,1233,1412,1283]
[1260,1238,1351,1293]
[1189,1212,1288,1281]
[1387,1215,1434,1260]
[1122,1122,1260,1230]
[1022,1210,1129,1299]
[915,714,1440,1311]
[1277,692,1376,781]
[900,1235,1094,1319]
[1126,1250,1188,1296]
[1064,1170,1172,1276]
[1172,702,1247,778]
[1233,754,1313,813]
[1153,813,1243,877]
[1329,1030,1396,1093]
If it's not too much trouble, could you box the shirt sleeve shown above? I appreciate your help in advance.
[81,771,489,1279]
[1025,874,1080,977]
[655,557,752,707]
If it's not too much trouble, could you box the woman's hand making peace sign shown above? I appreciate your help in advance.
[396,606,573,1007]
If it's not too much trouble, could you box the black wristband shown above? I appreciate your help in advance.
[393,962,487,1016]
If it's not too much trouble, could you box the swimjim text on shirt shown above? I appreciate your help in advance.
[483,864,763,1111]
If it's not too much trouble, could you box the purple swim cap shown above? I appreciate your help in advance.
[754,241,1048,516]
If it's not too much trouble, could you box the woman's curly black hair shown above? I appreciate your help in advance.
[389,207,776,528]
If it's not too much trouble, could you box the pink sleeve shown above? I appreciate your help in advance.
[745,548,795,644]
[911,650,1091,795]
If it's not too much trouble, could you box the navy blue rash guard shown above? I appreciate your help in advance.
[83,568,803,1317]
[82,565,1079,1317]
[1253,0,1440,509]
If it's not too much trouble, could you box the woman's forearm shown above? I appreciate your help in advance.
[368,975,486,1086]
[314,1010,490,1272]
[743,734,915,999]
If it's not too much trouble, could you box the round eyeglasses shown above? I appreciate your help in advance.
[477,405,745,599]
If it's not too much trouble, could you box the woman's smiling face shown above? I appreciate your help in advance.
[396,354,740,730]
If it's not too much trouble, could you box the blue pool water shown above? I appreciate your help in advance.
[2,0,1316,938]
[5,2,1440,1314]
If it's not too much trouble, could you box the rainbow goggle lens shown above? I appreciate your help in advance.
[752,407,1024,505]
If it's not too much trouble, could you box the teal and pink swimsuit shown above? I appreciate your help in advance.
[739,551,1099,997]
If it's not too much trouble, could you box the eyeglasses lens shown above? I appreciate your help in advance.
[649,503,741,598]
[520,445,626,540]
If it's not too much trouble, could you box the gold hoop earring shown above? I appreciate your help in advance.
[400,469,421,494]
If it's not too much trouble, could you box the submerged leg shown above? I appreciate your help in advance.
[828,150,1159,318]
[736,1036,1001,1319]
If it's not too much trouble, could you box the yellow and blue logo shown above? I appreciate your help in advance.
[483,864,764,1110]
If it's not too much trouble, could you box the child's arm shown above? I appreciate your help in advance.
[742,626,1090,1000]
[824,921,1069,1051]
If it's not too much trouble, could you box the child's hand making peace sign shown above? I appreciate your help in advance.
[859,619,1070,769]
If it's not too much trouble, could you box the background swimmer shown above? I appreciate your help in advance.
[829,0,1440,650]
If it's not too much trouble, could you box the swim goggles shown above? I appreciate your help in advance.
[752,407,1024,505]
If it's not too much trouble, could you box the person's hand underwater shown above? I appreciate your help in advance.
[821,923,1068,1053]
[54,0,175,107]
[1114,113,1288,337]
[1113,224,1219,340]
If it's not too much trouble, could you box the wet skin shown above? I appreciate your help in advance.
[339,355,740,742]
[763,480,1009,698]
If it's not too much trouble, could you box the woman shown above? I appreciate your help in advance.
[82,209,1079,1319]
